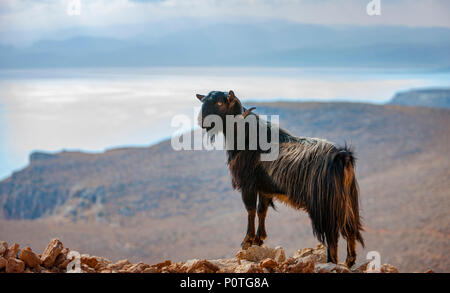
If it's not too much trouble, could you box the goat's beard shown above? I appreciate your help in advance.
[198,115,216,143]
[198,112,226,146]
[198,119,216,142]
[206,127,219,144]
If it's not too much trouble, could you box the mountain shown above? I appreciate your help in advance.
[1,23,450,68]
[389,88,450,109]
[0,102,449,272]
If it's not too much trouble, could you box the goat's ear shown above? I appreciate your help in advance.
[196,94,205,101]
[227,90,236,104]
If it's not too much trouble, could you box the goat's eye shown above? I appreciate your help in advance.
[217,102,223,106]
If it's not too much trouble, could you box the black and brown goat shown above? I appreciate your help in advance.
[196,90,364,267]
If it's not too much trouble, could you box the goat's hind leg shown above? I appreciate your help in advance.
[326,233,339,264]
[241,191,257,250]
[254,193,270,246]
[344,235,357,268]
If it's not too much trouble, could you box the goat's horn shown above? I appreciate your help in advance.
[242,107,256,118]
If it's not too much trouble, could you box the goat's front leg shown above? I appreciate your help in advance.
[241,190,257,250]
[254,194,270,246]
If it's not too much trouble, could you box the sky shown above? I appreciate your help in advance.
[1,0,450,45]
[0,0,450,179]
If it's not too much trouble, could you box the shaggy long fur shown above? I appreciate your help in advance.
[197,90,364,266]
[259,138,364,247]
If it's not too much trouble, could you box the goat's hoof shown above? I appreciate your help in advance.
[241,243,251,250]
[241,239,253,250]
[345,258,356,268]
[252,237,264,246]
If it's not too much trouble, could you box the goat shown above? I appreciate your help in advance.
[196,90,364,267]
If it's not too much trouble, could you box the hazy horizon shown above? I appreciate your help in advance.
[1,66,449,180]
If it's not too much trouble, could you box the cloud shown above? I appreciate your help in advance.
[1,0,450,45]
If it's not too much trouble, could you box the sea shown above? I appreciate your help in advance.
[0,66,449,179]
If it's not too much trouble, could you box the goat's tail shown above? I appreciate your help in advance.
[309,145,364,247]
[336,146,365,247]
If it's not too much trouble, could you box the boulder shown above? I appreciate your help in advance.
[380,264,399,273]
[41,239,63,268]
[81,263,96,273]
[182,259,220,273]
[49,266,64,273]
[217,266,237,273]
[312,244,327,263]
[126,262,150,273]
[315,263,351,273]
[274,246,286,263]
[334,264,352,273]
[293,244,327,263]
[208,258,241,273]
[32,265,44,273]
[314,263,336,273]
[142,267,159,273]
[94,257,112,270]
[259,258,279,273]
[19,247,42,268]
[259,258,278,271]
[280,255,315,273]
[81,254,97,268]
[122,263,133,271]
[234,262,264,273]
[293,247,313,259]
[56,249,78,271]
[351,260,371,273]
[151,260,171,272]
[0,241,7,256]
[0,256,7,270]
[107,259,131,270]
[81,255,111,271]
[6,243,20,259]
[58,259,72,270]
[209,258,240,270]
[232,263,250,273]
[6,258,25,273]
[161,262,185,273]
[54,248,69,267]
[40,268,51,273]
[236,245,286,263]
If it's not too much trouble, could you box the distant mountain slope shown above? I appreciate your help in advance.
[1,23,450,68]
[0,102,449,272]
[389,88,450,108]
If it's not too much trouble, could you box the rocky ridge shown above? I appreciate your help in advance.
[389,88,450,109]
[0,238,421,274]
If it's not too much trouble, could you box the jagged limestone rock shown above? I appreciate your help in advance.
[0,239,405,274]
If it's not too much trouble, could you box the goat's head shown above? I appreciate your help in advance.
[196,90,254,133]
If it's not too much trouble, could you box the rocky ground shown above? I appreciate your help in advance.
[0,238,429,273]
